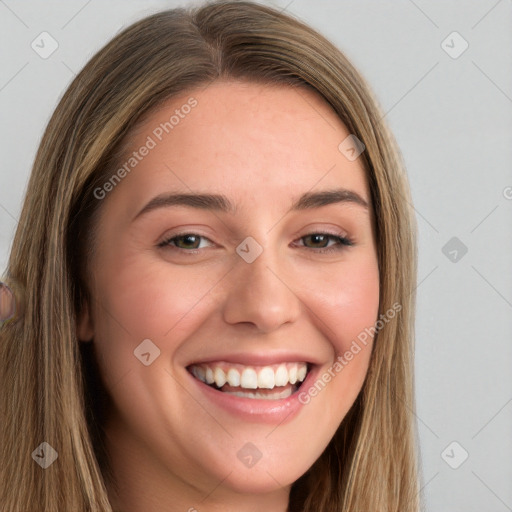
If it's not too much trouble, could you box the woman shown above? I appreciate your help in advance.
[0,1,420,510]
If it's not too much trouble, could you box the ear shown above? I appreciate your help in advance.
[77,299,94,342]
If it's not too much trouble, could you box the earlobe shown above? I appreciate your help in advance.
[77,300,94,342]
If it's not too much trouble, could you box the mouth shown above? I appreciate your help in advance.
[187,361,311,400]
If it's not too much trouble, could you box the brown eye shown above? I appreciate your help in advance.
[173,234,201,249]
[302,234,331,249]
[296,232,354,254]
[158,234,213,250]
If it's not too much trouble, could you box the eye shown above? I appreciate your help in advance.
[157,231,354,255]
[158,233,214,251]
[296,232,354,253]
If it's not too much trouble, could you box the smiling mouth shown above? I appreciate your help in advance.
[187,361,310,400]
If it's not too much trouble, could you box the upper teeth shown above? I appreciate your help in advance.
[190,362,308,390]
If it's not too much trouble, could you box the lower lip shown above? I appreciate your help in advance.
[188,365,319,424]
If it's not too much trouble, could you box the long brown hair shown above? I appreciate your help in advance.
[0,1,420,510]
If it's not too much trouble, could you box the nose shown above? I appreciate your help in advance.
[221,247,302,333]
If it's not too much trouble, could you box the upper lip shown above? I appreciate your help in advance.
[186,352,322,367]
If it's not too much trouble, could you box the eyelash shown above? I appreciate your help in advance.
[157,231,354,254]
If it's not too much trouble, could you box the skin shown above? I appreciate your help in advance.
[0,283,15,321]
[77,80,380,512]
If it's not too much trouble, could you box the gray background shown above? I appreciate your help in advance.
[1,0,511,510]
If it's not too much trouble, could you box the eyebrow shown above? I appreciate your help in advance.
[132,188,369,221]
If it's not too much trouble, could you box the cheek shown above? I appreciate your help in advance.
[90,253,226,366]
[295,256,380,419]
[303,256,380,349]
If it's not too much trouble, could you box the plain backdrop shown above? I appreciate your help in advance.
[1,1,511,510]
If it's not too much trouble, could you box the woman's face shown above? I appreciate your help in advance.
[78,80,379,508]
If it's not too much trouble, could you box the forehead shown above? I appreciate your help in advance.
[108,80,370,212]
